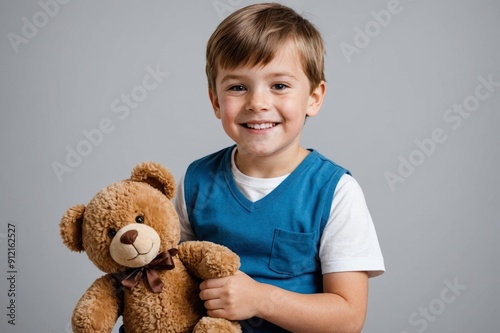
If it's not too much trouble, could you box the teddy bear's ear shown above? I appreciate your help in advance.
[130,162,176,200]
[60,204,86,252]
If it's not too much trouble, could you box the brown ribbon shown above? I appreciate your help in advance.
[114,248,178,293]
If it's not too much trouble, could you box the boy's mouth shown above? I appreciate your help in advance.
[244,122,278,130]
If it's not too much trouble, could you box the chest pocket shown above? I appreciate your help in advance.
[269,228,317,275]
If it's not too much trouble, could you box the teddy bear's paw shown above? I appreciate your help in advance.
[193,316,242,333]
[199,246,241,278]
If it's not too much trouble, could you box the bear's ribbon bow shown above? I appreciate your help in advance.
[115,248,178,293]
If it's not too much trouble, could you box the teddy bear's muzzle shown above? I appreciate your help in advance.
[109,224,162,268]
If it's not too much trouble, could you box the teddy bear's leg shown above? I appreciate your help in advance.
[193,316,241,333]
[72,275,121,333]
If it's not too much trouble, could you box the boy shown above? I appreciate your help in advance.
[175,3,385,332]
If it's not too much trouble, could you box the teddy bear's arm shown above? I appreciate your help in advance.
[72,274,122,333]
[177,241,240,280]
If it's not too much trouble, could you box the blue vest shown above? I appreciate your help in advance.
[184,146,348,332]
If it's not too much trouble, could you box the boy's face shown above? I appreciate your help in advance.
[209,41,325,160]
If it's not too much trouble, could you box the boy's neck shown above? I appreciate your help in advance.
[234,146,310,178]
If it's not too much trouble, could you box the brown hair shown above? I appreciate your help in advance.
[206,2,325,93]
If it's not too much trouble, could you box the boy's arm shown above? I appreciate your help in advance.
[174,175,198,241]
[200,270,368,333]
[261,271,368,333]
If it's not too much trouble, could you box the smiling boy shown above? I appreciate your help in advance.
[211,39,323,178]
[175,3,385,332]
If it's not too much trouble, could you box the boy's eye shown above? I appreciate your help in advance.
[272,83,288,90]
[228,85,246,91]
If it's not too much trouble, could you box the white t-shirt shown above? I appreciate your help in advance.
[175,150,385,278]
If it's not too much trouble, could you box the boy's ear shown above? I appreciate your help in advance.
[306,81,326,118]
[208,88,221,119]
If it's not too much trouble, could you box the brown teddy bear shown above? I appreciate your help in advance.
[60,162,242,333]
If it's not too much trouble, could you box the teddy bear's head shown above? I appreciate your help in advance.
[60,162,180,273]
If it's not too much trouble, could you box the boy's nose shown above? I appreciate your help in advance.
[246,89,270,112]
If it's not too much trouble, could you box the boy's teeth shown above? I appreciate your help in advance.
[246,123,275,129]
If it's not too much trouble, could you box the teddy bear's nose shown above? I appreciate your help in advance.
[120,229,138,245]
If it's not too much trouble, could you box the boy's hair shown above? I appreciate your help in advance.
[206,2,325,94]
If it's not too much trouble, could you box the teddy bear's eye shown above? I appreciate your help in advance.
[135,215,144,224]
[108,229,117,238]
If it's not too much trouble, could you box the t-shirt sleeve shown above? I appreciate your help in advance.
[319,174,385,278]
[174,175,197,241]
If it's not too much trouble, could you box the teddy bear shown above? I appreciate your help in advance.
[59,161,242,333]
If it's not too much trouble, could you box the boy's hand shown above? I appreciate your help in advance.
[200,270,369,333]
[199,270,262,320]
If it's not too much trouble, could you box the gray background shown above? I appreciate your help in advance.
[1,0,499,332]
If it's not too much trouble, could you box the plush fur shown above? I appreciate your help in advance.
[60,162,241,333]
